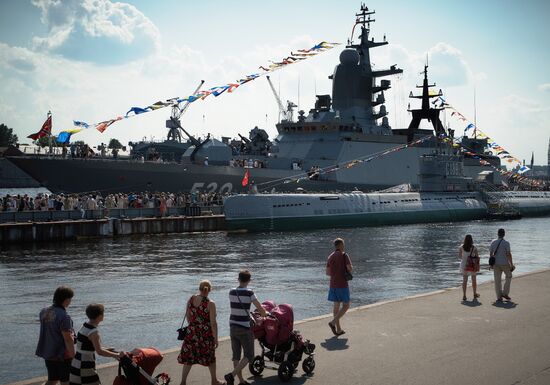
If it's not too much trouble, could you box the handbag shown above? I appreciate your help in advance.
[465,248,479,272]
[343,252,353,281]
[489,239,503,267]
[177,298,191,341]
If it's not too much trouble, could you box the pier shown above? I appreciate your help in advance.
[10,269,550,385]
[0,210,226,243]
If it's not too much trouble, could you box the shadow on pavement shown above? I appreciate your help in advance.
[246,373,311,384]
[461,299,482,307]
[320,336,349,351]
[492,300,517,309]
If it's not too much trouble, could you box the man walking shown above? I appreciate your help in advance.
[225,270,267,385]
[326,238,353,336]
[490,228,515,301]
[36,286,75,385]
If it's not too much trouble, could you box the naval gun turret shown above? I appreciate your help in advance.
[238,127,271,156]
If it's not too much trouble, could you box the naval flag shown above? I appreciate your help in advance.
[28,113,52,140]
[241,169,250,187]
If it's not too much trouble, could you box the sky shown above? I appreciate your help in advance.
[0,0,549,165]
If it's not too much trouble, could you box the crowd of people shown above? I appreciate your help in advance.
[0,191,224,213]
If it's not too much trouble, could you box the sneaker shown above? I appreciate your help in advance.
[224,373,234,385]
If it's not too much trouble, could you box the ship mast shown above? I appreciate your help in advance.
[407,63,446,142]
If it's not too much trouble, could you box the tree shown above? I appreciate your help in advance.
[108,138,123,149]
[37,135,60,147]
[0,123,18,147]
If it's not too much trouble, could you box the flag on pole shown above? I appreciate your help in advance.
[28,112,52,140]
[241,169,250,187]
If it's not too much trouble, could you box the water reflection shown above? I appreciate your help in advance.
[1,217,549,383]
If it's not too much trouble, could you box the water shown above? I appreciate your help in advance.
[1,217,549,383]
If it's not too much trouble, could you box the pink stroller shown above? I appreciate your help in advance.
[250,301,316,382]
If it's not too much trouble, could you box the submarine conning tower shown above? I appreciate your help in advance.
[331,4,403,135]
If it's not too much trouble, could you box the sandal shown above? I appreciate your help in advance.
[462,296,467,301]
[336,330,346,336]
[474,293,480,298]
[328,322,337,336]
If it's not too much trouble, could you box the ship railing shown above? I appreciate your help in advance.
[476,182,520,216]
[20,154,189,165]
[0,205,223,224]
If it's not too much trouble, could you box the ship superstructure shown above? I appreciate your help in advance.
[7,5,498,194]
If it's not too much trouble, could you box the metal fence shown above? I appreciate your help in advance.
[0,205,224,224]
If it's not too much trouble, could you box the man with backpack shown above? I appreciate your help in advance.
[490,228,515,302]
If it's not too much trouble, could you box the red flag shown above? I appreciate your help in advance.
[241,169,249,187]
[28,114,52,140]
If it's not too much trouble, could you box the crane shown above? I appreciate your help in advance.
[266,76,297,123]
[166,80,205,142]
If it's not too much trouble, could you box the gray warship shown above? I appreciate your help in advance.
[7,5,498,194]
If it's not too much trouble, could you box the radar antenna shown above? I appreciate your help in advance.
[350,3,376,42]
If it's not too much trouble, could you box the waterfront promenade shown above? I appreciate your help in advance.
[13,269,550,385]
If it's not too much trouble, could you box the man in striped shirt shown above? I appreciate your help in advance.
[225,270,267,385]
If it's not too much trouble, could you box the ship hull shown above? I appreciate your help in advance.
[225,208,488,232]
[6,145,434,194]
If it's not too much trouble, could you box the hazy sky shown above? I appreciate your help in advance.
[1,0,549,164]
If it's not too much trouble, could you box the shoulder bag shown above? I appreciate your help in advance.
[489,240,503,267]
[343,252,353,281]
[177,297,191,340]
[235,289,256,327]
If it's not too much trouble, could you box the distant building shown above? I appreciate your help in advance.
[531,165,549,177]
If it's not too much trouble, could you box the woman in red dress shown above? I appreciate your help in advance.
[178,280,224,385]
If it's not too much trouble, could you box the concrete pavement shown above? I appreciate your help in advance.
[12,269,550,385]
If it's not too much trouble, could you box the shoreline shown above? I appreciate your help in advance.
[8,267,550,385]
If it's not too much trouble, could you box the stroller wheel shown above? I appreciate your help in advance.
[302,356,315,375]
[278,361,294,382]
[249,355,265,376]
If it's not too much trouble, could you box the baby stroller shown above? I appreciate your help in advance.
[250,301,316,382]
[113,348,171,385]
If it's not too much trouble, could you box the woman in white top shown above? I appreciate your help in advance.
[458,234,480,301]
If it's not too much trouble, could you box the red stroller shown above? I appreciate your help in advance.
[113,348,170,385]
[250,301,316,382]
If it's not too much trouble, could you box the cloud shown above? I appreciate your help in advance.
[538,83,550,92]
[486,94,550,163]
[30,0,160,65]
[426,43,471,87]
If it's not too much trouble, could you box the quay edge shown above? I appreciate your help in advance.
[0,215,226,244]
